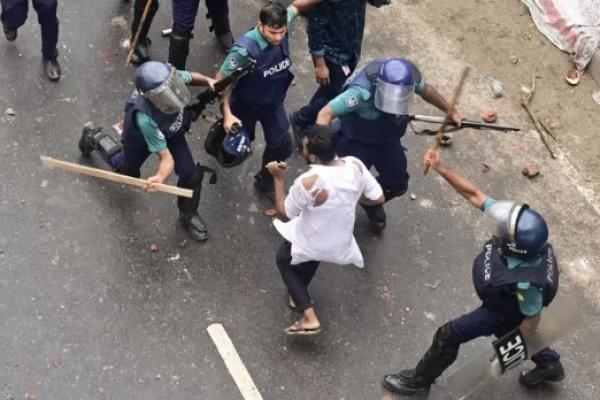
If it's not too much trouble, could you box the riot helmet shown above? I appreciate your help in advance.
[374,59,416,115]
[205,120,252,168]
[484,200,549,258]
[135,61,191,114]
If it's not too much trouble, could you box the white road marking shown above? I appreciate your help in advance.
[207,323,264,400]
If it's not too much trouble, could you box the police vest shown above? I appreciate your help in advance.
[339,58,410,144]
[122,91,191,141]
[231,34,294,106]
[472,237,559,311]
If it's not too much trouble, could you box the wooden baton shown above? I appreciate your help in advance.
[40,156,193,198]
[423,66,471,175]
[126,0,154,65]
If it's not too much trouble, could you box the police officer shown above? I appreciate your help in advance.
[290,0,387,143]
[128,0,159,64]
[316,58,463,232]
[169,0,233,69]
[1,0,61,80]
[78,61,217,241]
[382,149,564,395]
[217,2,303,199]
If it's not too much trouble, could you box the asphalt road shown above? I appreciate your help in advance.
[0,1,598,399]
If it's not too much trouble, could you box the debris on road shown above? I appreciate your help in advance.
[482,162,491,173]
[424,280,440,289]
[490,79,505,98]
[424,311,436,321]
[592,91,600,106]
[509,54,520,64]
[5,107,16,116]
[110,16,128,30]
[522,164,540,178]
[167,252,180,262]
[481,109,498,123]
[409,193,417,200]
[149,243,159,252]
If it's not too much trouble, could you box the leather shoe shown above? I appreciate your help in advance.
[383,369,431,395]
[3,27,17,42]
[519,361,565,387]
[43,58,61,81]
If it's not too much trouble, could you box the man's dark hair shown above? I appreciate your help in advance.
[259,2,287,28]
[305,125,337,164]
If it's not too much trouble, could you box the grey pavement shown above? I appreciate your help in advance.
[0,1,598,400]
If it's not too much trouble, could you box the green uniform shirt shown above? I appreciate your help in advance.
[328,78,426,119]
[219,7,298,76]
[135,70,193,153]
[481,197,544,316]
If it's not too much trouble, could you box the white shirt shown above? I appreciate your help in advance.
[273,156,383,267]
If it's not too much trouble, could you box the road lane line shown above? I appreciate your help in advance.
[207,323,264,400]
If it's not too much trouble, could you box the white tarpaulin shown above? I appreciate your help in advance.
[521,0,600,70]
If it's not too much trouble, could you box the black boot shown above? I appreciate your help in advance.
[177,164,212,241]
[78,122,122,164]
[383,369,432,395]
[207,12,233,50]
[43,57,61,82]
[168,26,192,69]
[361,203,387,233]
[384,323,460,395]
[130,37,151,64]
[519,360,565,387]
[254,168,275,201]
[3,27,17,41]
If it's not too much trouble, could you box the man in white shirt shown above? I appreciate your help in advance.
[266,124,384,335]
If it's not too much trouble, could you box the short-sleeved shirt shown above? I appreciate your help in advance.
[136,70,193,153]
[219,7,298,76]
[481,197,543,316]
[273,156,383,267]
[328,78,426,120]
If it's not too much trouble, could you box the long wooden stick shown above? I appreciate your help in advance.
[40,156,193,198]
[423,67,471,174]
[126,0,154,65]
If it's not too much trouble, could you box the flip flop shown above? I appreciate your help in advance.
[285,320,321,336]
[565,68,580,86]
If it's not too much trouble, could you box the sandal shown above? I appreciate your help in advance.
[285,320,321,336]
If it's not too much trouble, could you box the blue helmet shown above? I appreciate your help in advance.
[205,120,252,168]
[484,200,549,258]
[374,59,416,115]
[134,61,191,114]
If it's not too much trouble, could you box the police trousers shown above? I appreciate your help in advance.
[110,130,196,188]
[276,241,320,312]
[424,305,560,379]
[172,0,228,30]
[131,0,158,40]
[0,0,58,58]
[295,57,356,128]
[336,135,409,199]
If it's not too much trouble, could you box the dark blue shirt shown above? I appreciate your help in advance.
[306,0,367,66]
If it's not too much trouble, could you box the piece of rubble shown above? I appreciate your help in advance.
[149,243,159,252]
[490,79,505,98]
[481,109,498,123]
[482,162,491,174]
[5,107,16,116]
[522,164,540,178]
[592,91,600,106]
[509,55,520,64]
[409,193,417,200]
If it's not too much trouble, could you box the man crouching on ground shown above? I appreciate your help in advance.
[266,124,384,335]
